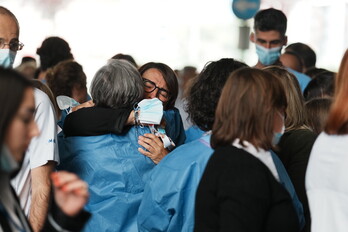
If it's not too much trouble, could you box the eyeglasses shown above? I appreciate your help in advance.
[143,78,170,100]
[0,39,24,51]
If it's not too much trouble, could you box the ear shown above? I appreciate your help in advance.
[283,36,288,46]
[250,32,255,43]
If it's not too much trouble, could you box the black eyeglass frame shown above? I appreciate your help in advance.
[0,39,24,51]
[142,78,170,99]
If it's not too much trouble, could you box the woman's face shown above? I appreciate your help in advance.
[5,87,39,162]
[142,68,170,103]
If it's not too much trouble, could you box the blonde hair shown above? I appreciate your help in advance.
[264,66,309,132]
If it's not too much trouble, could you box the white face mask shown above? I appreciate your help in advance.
[56,95,80,110]
[0,49,16,68]
[136,98,163,125]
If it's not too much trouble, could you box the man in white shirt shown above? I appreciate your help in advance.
[0,6,59,232]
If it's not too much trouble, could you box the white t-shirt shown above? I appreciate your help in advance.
[306,132,348,232]
[11,88,60,216]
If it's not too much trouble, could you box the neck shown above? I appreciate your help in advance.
[254,60,266,69]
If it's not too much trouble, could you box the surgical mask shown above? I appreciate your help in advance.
[256,44,282,66]
[272,111,285,145]
[0,145,19,174]
[136,98,163,125]
[56,95,80,110]
[0,49,16,68]
[272,125,285,145]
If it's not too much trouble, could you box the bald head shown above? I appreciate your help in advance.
[0,6,19,37]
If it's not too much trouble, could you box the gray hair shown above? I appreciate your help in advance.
[90,59,144,108]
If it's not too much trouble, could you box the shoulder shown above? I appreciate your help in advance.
[281,129,317,145]
[208,146,271,176]
[34,88,55,112]
[287,68,311,83]
[160,138,213,169]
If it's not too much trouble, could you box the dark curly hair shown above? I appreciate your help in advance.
[186,58,247,131]
[36,36,74,71]
[46,60,87,103]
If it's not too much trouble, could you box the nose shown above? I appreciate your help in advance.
[265,42,272,49]
[29,121,40,139]
[148,89,158,99]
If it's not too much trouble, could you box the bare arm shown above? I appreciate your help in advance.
[29,161,56,232]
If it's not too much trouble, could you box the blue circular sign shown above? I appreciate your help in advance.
[232,0,260,20]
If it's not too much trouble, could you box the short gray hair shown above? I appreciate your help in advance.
[90,59,144,108]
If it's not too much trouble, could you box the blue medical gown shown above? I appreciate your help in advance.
[58,126,155,232]
[138,134,213,232]
[138,135,305,231]
[185,126,204,144]
[163,108,186,147]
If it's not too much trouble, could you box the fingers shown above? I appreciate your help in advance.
[139,134,163,148]
[51,171,89,196]
[138,147,161,164]
[72,100,95,112]
[138,147,152,157]
[138,136,156,152]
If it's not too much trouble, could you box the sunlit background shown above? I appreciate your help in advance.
[1,0,347,86]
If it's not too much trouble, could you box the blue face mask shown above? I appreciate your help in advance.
[256,44,282,66]
[0,145,19,173]
[272,125,285,145]
[272,111,285,145]
[0,49,16,68]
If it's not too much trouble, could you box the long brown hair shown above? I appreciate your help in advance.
[325,50,348,134]
[211,68,287,150]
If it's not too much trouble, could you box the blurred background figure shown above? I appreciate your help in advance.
[36,36,74,81]
[46,60,88,110]
[305,98,332,135]
[15,56,37,79]
[175,65,198,130]
[285,42,317,74]
[249,8,311,93]
[111,53,138,68]
[303,71,335,101]
[280,50,303,73]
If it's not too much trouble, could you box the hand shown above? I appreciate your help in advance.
[71,100,94,112]
[51,171,89,217]
[138,133,169,164]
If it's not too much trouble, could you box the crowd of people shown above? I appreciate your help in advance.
[0,5,346,232]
